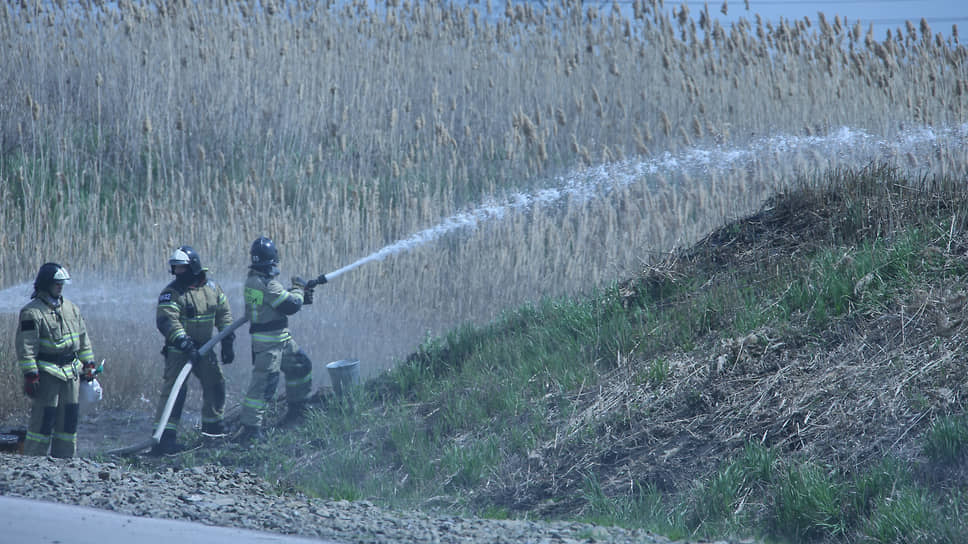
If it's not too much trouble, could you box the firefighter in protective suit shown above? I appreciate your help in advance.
[16,263,97,457]
[153,246,235,454]
[238,236,320,442]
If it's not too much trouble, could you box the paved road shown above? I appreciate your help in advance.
[0,495,341,544]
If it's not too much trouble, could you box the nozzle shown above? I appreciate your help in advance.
[306,274,328,289]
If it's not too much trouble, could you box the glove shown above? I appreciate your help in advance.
[175,336,199,362]
[303,288,314,305]
[81,362,97,382]
[291,276,307,290]
[221,333,235,365]
[23,372,40,397]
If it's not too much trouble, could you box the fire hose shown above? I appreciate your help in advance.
[107,273,329,456]
[153,274,327,444]
[151,315,250,443]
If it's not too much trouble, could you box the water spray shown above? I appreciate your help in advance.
[47,122,968,454]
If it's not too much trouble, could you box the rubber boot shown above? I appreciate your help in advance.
[279,402,307,428]
[149,430,185,456]
[236,425,262,444]
[201,421,225,437]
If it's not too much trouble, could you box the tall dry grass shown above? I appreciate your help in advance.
[0,0,965,421]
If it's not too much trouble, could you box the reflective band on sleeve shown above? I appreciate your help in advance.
[269,292,290,309]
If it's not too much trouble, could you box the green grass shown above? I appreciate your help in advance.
[861,486,953,544]
[923,415,968,465]
[773,462,847,540]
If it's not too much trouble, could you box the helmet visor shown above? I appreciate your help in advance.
[52,267,71,285]
[168,248,191,266]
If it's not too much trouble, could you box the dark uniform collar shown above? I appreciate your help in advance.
[172,272,207,291]
[249,267,277,279]
[37,291,62,309]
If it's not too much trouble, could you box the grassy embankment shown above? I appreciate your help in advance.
[169,164,968,544]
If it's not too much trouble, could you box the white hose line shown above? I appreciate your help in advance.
[151,266,348,445]
[151,315,250,443]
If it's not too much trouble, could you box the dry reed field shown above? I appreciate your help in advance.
[0,0,965,418]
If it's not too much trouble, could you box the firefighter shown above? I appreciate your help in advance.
[16,263,97,458]
[238,236,317,442]
[152,246,235,454]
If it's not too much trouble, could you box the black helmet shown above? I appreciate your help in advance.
[168,245,205,275]
[250,236,280,274]
[34,262,71,294]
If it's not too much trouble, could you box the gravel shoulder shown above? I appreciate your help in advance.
[0,453,698,544]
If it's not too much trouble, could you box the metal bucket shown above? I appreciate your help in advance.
[325,359,360,397]
[0,428,26,454]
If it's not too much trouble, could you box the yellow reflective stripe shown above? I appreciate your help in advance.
[242,397,266,409]
[186,314,215,324]
[38,333,81,350]
[19,359,38,373]
[269,292,290,308]
[25,431,49,443]
[37,361,71,379]
[165,422,178,431]
[158,301,180,311]
[53,432,76,443]
[287,375,312,387]
[77,349,93,360]
[251,332,291,343]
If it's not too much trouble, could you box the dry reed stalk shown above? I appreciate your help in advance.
[0,2,961,378]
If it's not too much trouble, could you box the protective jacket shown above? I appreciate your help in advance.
[241,268,312,429]
[156,275,233,353]
[244,269,304,353]
[16,294,94,380]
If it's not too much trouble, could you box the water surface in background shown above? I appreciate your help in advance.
[589,0,963,40]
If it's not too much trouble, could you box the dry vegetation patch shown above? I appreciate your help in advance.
[484,169,968,517]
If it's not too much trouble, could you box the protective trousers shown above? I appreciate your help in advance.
[154,352,226,434]
[24,372,80,457]
[241,340,313,428]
